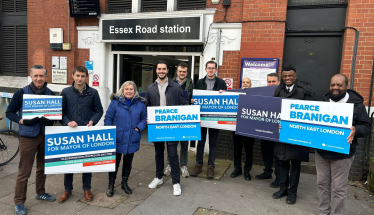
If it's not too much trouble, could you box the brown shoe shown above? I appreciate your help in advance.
[207,165,215,179]
[84,190,93,202]
[58,191,72,203]
[190,164,202,177]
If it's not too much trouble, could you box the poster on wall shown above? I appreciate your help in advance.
[240,58,279,88]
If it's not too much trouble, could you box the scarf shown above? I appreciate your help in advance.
[29,82,47,95]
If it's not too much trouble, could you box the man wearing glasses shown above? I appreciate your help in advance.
[190,61,227,179]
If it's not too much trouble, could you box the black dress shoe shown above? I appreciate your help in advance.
[270,179,280,188]
[244,170,251,181]
[230,168,242,178]
[286,193,297,204]
[255,172,272,180]
[272,188,288,199]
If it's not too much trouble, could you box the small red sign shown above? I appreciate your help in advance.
[92,82,99,86]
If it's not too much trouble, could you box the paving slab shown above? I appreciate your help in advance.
[186,154,231,180]
[194,207,236,215]
[79,191,127,208]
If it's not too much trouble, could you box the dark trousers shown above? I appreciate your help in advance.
[196,127,219,167]
[64,173,92,191]
[261,140,280,179]
[14,134,46,204]
[279,159,301,194]
[233,132,254,171]
[109,153,134,180]
[154,142,180,184]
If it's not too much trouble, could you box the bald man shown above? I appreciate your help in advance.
[242,77,252,89]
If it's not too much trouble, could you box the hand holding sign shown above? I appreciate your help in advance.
[67,121,78,128]
[347,126,356,144]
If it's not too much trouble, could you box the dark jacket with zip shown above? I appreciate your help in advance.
[145,78,189,107]
[194,76,227,91]
[6,85,55,138]
[104,94,147,155]
[274,80,316,162]
[316,89,370,160]
[172,76,194,104]
[61,82,103,126]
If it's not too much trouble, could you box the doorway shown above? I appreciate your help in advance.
[111,52,202,145]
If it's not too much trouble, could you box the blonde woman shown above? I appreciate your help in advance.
[104,81,147,197]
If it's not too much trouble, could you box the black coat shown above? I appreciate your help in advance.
[145,78,189,107]
[316,90,370,160]
[274,80,316,162]
[194,76,227,91]
[61,82,103,126]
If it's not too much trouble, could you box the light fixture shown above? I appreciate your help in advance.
[211,0,220,5]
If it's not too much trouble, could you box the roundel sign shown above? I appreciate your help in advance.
[223,78,233,90]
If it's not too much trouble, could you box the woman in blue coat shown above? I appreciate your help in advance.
[104,81,147,197]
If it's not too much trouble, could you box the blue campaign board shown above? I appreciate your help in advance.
[45,126,116,174]
[22,94,62,120]
[147,106,201,142]
[279,100,354,154]
[236,95,282,141]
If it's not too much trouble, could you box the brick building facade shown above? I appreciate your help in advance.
[1,0,374,180]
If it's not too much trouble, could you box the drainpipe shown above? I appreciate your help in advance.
[364,58,374,180]
[346,27,359,90]
[216,29,222,74]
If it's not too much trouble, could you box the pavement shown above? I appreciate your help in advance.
[0,144,373,215]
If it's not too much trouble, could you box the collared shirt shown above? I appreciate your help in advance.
[205,76,216,91]
[156,77,168,106]
[329,92,349,103]
[74,83,86,94]
[286,84,295,93]
[176,77,187,86]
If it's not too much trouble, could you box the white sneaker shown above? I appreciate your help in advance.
[181,166,190,178]
[164,165,171,176]
[148,178,163,189]
[173,183,181,196]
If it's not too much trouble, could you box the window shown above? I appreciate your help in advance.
[178,0,206,11]
[108,0,132,14]
[1,0,27,12]
[1,0,28,76]
[288,0,348,6]
[142,0,167,12]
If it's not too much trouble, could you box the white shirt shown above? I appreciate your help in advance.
[286,84,295,92]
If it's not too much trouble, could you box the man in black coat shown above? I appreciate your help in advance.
[272,67,316,204]
[315,74,370,215]
[57,66,103,203]
[146,60,189,196]
[190,61,227,179]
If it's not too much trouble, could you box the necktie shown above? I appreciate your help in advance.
[288,88,291,92]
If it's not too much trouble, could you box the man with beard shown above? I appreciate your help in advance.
[163,62,194,178]
[6,65,56,215]
[255,73,281,189]
[315,74,370,215]
[272,67,316,204]
[146,60,189,196]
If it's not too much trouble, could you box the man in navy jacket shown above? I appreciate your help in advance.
[57,66,103,203]
[6,65,56,215]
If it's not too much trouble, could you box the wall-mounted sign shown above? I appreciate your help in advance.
[223,78,233,90]
[86,61,93,74]
[60,57,67,69]
[93,74,99,86]
[52,69,67,84]
[240,58,279,88]
[101,16,202,42]
[52,56,59,69]
[69,0,100,18]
